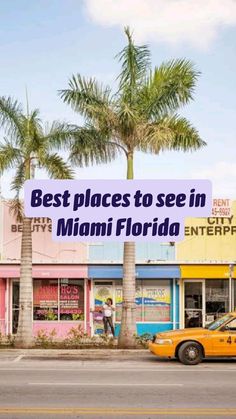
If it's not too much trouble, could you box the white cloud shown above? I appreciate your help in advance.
[194,161,236,180]
[84,0,236,48]
[192,161,236,198]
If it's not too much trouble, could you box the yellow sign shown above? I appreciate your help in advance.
[176,201,236,262]
[180,265,235,279]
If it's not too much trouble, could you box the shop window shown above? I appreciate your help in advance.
[33,279,84,321]
[143,280,171,322]
[60,279,84,321]
[205,279,229,323]
[33,279,58,321]
[115,279,171,323]
[115,280,143,322]
[136,280,143,322]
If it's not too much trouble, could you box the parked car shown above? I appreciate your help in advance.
[149,312,236,365]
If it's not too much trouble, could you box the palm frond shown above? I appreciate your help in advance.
[167,115,206,151]
[69,126,118,167]
[39,152,74,179]
[138,115,205,154]
[0,141,22,172]
[117,27,151,94]
[0,96,24,144]
[117,101,138,140]
[30,108,41,121]
[11,162,25,193]
[136,121,174,154]
[59,75,115,132]
[8,198,24,223]
[139,59,200,118]
[44,121,79,151]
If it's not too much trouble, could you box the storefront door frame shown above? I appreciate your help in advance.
[90,279,116,336]
[183,279,206,328]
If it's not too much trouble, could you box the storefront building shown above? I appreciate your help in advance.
[177,200,236,329]
[180,264,235,329]
[0,201,89,337]
[1,199,236,338]
[0,200,177,337]
[1,264,88,337]
[88,264,180,336]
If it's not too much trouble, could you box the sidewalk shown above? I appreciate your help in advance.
[0,348,150,360]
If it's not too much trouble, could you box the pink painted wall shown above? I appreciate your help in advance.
[33,321,84,339]
[0,279,6,334]
[2,201,88,264]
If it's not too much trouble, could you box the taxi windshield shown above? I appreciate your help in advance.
[207,314,233,331]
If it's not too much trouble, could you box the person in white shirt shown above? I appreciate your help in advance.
[102,298,115,337]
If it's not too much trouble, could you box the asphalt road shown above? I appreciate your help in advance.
[0,351,236,418]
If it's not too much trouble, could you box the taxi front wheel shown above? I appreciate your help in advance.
[178,341,203,365]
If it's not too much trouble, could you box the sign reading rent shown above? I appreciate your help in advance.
[212,199,231,217]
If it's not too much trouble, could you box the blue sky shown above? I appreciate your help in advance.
[0,0,235,198]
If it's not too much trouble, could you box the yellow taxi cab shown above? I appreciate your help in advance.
[149,312,236,365]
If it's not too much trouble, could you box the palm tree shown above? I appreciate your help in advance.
[60,27,206,348]
[0,96,74,348]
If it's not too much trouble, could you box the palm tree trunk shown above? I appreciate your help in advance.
[14,217,33,348]
[118,151,137,348]
[15,157,34,348]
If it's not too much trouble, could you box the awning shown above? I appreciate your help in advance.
[88,265,180,279]
[0,265,88,278]
[180,264,235,279]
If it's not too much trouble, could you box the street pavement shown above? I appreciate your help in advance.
[0,350,236,418]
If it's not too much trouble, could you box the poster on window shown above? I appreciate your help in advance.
[135,286,143,322]
[115,288,122,322]
[143,285,171,322]
[115,286,143,322]
[93,284,113,334]
[60,282,84,321]
[33,280,58,320]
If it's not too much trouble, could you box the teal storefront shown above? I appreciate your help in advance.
[88,265,180,336]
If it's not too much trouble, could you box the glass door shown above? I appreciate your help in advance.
[184,281,204,328]
[92,281,114,335]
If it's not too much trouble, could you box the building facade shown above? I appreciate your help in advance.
[176,200,236,329]
[0,200,235,338]
[0,201,177,337]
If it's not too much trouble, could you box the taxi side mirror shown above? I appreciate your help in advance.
[220,325,229,332]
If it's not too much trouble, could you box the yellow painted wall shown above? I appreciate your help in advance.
[176,201,236,262]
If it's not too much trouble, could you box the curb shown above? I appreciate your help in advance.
[0,348,150,359]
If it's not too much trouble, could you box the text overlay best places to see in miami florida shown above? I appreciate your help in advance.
[24,179,212,242]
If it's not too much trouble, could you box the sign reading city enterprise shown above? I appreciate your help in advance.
[24,180,212,242]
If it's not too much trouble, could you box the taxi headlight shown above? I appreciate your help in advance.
[155,338,173,345]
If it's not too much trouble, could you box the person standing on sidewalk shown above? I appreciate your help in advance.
[102,298,115,337]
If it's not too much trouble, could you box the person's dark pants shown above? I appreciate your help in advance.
[103,316,115,337]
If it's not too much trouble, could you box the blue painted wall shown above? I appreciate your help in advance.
[89,265,180,279]
[115,323,173,337]
[89,242,175,262]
